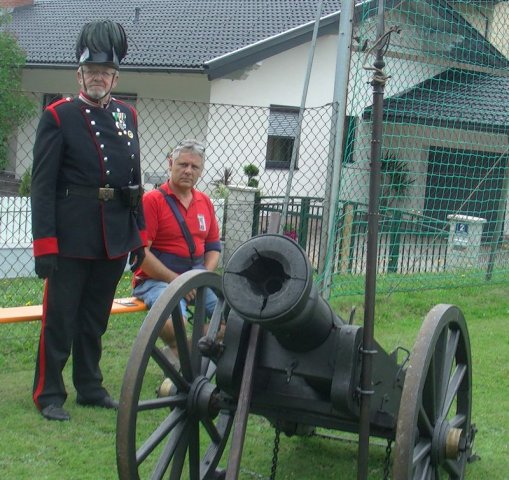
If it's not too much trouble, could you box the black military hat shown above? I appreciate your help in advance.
[76,20,128,69]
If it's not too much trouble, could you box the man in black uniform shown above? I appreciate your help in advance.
[31,20,147,421]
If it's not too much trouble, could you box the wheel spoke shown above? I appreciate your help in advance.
[188,420,201,480]
[208,297,225,338]
[151,417,188,480]
[136,408,186,465]
[414,453,431,480]
[443,458,462,478]
[191,287,207,374]
[200,297,226,376]
[151,346,189,392]
[173,304,194,381]
[443,364,467,418]
[449,412,467,429]
[136,393,187,411]
[168,422,190,480]
[413,438,432,466]
[201,415,223,444]
[439,329,460,412]
[418,404,434,438]
[433,465,439,480]
[201,413,234,477]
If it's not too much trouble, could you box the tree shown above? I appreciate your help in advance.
[0,13,37,171]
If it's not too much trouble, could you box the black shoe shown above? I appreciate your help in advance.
[41,404,70,421]
[77,395,118,410]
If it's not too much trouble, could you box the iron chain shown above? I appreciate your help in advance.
[270,427,281,480]
[383,439,393,480]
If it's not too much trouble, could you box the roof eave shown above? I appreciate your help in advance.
[24,63,206,74]
[204,10,340,80]
[362,110,508,135]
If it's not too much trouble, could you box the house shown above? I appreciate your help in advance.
[1,0,342,197]
[1,0,508,240]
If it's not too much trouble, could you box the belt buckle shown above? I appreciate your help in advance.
[99,187,115,201]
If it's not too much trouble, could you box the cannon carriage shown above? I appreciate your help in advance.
[116,234,476,479]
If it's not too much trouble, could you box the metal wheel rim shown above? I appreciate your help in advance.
[116,270,233,480]
[393,304,472,480]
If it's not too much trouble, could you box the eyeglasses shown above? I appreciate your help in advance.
[82,69,117,79]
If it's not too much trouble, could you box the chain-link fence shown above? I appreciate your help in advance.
[1,0,508,308]
[0,94,337,306]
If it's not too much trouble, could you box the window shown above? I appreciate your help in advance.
[266,106,299,169]
[43,93,62,110]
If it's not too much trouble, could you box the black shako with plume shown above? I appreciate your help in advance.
[75,20,128,69]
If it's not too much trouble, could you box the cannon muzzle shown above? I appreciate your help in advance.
[222,234,344,351]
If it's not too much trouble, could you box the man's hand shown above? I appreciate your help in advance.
[184,288,196,304]
[35,254,58,279]
[129,247,146,272]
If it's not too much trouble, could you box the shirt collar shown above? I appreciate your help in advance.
[79,90,112,109]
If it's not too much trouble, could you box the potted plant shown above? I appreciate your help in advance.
[243,163,259,188]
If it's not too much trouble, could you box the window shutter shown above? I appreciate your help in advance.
[268,109,299,137]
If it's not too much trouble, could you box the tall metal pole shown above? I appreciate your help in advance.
[319,0,355,298]
[280,0,324,231]
[357,0,386,478]
[485,154,509,280]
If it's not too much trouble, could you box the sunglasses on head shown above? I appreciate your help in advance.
[177,140,205,151]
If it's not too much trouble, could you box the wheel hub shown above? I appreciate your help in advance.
[187,375,220,418]
[432,416,466,464]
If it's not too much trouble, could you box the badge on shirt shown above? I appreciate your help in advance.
[198,214,206,231]
[112,112,127,131]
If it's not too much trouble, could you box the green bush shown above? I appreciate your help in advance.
[0,14,38,171]
[18,169,31,196]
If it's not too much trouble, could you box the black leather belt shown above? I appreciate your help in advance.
[63,185,120,201]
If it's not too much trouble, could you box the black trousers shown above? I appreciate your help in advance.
[33,255,127,409]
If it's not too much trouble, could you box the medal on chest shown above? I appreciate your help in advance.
[112,111,127,132]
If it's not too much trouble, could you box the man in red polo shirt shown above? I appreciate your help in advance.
[133,139,221,353]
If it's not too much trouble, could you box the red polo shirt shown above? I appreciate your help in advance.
[135,182,221,280]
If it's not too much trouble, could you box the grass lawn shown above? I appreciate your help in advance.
[0,276,507,479]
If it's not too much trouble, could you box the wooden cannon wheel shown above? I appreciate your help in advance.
[116,270,233,480]
[393,304,475,479]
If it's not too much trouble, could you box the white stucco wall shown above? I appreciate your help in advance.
[209,34,338,108]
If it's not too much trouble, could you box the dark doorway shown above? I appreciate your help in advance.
[424,146,507,240]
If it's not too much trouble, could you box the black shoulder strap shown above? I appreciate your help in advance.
[158,188,196,260]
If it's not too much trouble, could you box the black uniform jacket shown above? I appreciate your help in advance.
[31,94,147,259]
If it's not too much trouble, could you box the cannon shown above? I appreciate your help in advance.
[116,234,476,479]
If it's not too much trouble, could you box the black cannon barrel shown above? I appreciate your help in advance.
[222,234,344,351]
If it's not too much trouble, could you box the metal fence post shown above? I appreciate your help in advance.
[298,197,311,250]
[387,210,402,273]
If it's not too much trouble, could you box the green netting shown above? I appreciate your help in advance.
[318,0,509,298]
